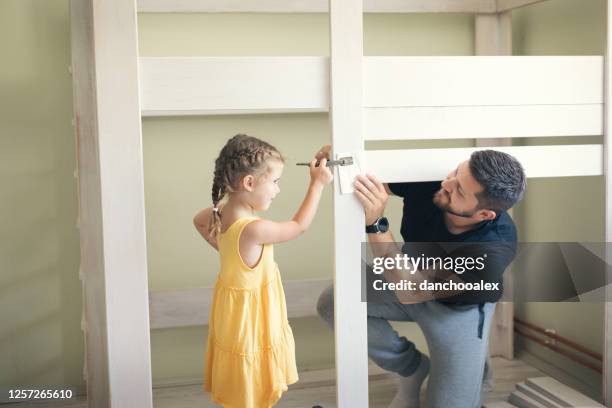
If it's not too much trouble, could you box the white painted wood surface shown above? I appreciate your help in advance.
[140,57,328,116]
[508,390,549,408]
[71,0,154,406]
[137,0,498,14]
[366,145,603,183]
[604,0,612,404]
[140,57,603,137]
[483,402,519,408]
[137,0,553,13]
[329,0,369,406]
[364,105,603,140]
[475,12,512,56]
[516,381,567,407]
[364,56,603,107]
[70,1,110,405]
[474,11,514,360]
[525,377,605,407]
[149,279,332,329]
[496,0,551,13]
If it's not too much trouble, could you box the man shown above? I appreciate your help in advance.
[316,146,526,408]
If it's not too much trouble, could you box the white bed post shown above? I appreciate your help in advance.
[475,11,515,360]
[604,0,612,403]
[329,0,370,406]
[475,12,512,57]
[70,0,153,406]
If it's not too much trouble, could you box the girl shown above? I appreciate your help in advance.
[193,134,333,408]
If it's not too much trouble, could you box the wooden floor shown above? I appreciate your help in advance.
[5,357,542,407]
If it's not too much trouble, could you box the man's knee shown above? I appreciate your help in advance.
[316,285,334,327]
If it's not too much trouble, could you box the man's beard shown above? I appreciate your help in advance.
[433,189,477,218]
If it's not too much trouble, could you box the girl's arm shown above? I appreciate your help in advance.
[193,207,219,250]
[244,158,333,245]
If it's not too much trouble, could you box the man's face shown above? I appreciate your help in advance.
[433,160,488,219]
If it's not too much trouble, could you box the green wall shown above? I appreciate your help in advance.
[1,0,607,400]
[511,0,605,400]
[0,0,82,392]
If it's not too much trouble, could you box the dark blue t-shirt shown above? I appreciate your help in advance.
[388,181,517,304]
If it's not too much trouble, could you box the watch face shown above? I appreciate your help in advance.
[378,217,389,232]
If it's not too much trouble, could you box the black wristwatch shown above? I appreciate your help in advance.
[365,217,389,234]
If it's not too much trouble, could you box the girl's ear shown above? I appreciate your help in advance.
[242,174,255,192]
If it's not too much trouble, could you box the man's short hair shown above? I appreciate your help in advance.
[469,150,526,212]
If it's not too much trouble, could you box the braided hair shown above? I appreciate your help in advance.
[209,134,284,237]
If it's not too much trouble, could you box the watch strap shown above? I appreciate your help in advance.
[366,219,381,233]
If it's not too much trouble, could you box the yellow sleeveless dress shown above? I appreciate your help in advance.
[204,217,298,408]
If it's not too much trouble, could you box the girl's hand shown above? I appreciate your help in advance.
[315,145,332,161]
[193,207,219,251]
[309,158,333,185]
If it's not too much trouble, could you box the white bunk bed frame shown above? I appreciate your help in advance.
[69,0,612,406]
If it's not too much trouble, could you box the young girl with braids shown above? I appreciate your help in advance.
[193,134,333,408]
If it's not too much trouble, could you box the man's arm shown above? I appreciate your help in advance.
[353,174,478,304]
[353,174,397,256]
[354,174,434,303]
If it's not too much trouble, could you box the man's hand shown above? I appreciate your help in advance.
[354,174,388,225]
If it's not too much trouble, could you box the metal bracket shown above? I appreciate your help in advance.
[335,151,364,195]
[544,328,557,346]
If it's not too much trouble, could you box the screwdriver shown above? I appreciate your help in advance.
[296,157,353,167]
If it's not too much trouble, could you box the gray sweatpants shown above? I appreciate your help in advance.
[316,284,495,408]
